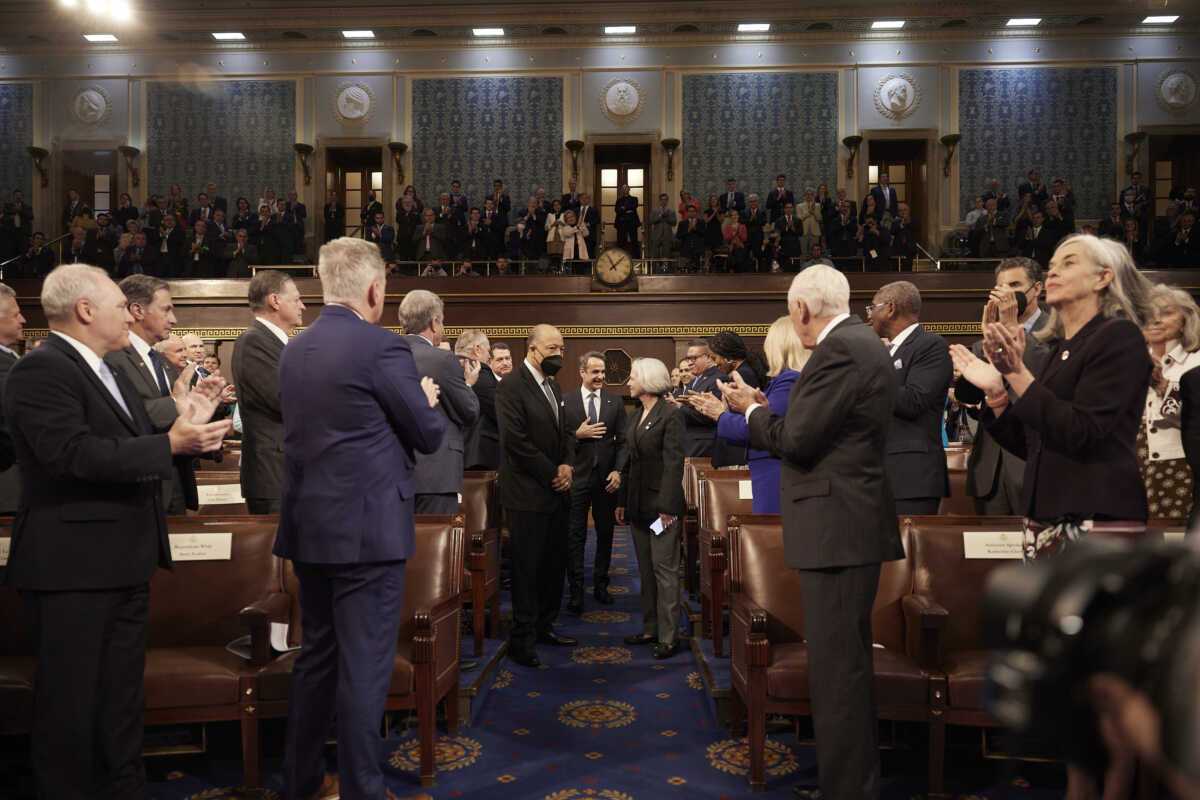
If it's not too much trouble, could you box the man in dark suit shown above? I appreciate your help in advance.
[828,200,858,259]
[766,175,794,222]
[61,188,91,231]
[204,183,228,214]
[457,328,500,470]
[366,209,396,263]
[188,192,216,226]
[577,194,601,258]
[562,178,582,213]
[275,238,444,800]
[563,351,625,613]
[449,180,468,216]
[0,283,25,514]
[496,324,578,667]
[723,264,905,800]
[283,189,307,259]
[3,264,229,800]
[1,189,34,259]
[1019,210,1059,267]
[1017,168,1049,210]
[614,185,640,257]
[963,258,1050,514]
[412,208,451,264]
[119,231,156,276]
[185,220,220,277]
[675,207,707,271]
[359,189,383,230]
[677,338,726,457]
[490,179,512,231]
[870,172,899,219]
[775,203,803,270]
[19,232,56,278]
[743,195,769,272]
[718,178,745,216]
[231,270,304,514]
[867,281,953,515]
[323,189,345,242]
[223,228,256,278]
[105,275,201,514]
[400,289,479,514]
[63,225,100,264]
[156,213,186,277]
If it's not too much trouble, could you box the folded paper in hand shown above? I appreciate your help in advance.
[650,516,665,536]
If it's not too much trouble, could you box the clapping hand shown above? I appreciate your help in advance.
[716,371,765,414]
[948,344,1004,399]
[462,357,480,387]
[982,322,1026,375]
[983,291,1020,335]
[683,390,727,421]
[420,376,441,408]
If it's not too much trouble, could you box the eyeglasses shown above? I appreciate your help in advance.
[864,301,892,316]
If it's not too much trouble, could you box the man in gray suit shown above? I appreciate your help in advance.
[231,270,305,515]
[0,283,25,514]
[723,265,905,800]
[399,289,479,514]
[965,257,1050,514]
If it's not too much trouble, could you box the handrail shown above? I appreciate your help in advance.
[0,232,72,277]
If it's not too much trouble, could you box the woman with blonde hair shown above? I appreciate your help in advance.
[686,316,809,513]
[1138,284,1200,517]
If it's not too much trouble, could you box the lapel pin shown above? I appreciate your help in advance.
[1061,351,1070,360]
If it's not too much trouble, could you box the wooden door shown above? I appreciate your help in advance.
[593,145,651,248]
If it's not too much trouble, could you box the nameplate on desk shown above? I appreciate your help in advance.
[1164,528,1187,543]
[962,531,1023,559]
[0,537,8,566]
[197,483,244,506]
[170,532,233,561]
[738,480,753,500]
[457,493,463,504]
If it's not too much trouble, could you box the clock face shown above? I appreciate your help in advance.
[596,248,633,285]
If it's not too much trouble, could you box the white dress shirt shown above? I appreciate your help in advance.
[887,322,920,357]
[52,330,132,418]
[580,386,601,421]
[254,316,290,345]
[127,330,159,387]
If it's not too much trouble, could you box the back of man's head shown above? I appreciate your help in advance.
[787,265,850,319]
[318,237,384,306]
[455,328,488,357]
[399,289,444,336]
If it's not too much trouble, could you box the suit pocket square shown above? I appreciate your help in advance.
[893,358,903,369]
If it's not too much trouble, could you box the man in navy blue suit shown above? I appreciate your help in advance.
[870,172,900,220]
[275,237,445,800]
[718,178,745,216]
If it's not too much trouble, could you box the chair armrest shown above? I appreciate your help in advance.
[468,527,498,571]
[238,591,292,667]
[902,593,948,671]
[730,593,769,670]
[411,594,462,666]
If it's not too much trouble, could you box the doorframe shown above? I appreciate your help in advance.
[316,136,389,243]
[860,129,938,255]
[50,137,127,237]
[584,133,666,247]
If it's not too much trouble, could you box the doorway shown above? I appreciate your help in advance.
[593,144,651,250]
[866,139,927,232]
[325,147,383,238]
[60,148,119,232]
[1149,134,1200,216]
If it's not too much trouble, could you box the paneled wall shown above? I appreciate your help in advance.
[958,67,1118,219]
[146,80,296,207]
[681,72,838,201]
[0,84,34,201]
[411,76,563,204]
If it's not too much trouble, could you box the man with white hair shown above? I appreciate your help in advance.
[456,328,500,470]
[3,264,229,799]
[274,237,443,800]
[153,333,188,372]
[720,264,905,800]
[399,288,479,514]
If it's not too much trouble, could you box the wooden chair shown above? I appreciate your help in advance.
[682,457,711,596]
[460,471,501,656]
[194,469,249,515]
[937,446,974,515]
[696,468,753,656]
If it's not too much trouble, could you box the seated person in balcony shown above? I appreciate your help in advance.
[420,260,448,277]
[976,197,1010,259]
[799,243,833,270]
[890,203,920,267]
[774,201,804,270]
[224,228,257,278]
[675,205,706,271]
[413,207,451,264]
[456,260,479,278]
[494,256,514,276]
[743,194,768,272]
[19,232,56,278]
[829,200,858,259]
[721,209,750,273]
[858,213,892,271]
[365,209,396,264]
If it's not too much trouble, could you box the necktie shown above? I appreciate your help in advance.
[148,349,171,396]
[728,192,733,205]
[587,392,598,424]
[99,363,133,419]
[542,379,558,422]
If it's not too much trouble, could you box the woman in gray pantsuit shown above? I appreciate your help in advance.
[615,357,686,659]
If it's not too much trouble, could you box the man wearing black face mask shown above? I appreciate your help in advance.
[496,323,577,667]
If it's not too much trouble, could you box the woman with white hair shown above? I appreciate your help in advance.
[1138,284,1200,518]
[952,233,1155,800]
[615,357,686,660]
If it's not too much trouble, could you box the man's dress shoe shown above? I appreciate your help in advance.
[537,631,577,646]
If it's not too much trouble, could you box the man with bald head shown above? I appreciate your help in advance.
[497,323,577,667]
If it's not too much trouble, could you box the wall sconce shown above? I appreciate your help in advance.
[939,133,961,178]
[117,145,141,187]
[842,135,863,179]
[565,139,585,180]
[293,143,314,185]
[388,142,408,184]
[661,138,680,181]
[1124,131,1148,176]
[27,146,49,188]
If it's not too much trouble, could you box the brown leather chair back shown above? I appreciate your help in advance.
[0,519,30,655]
[871,525,913,652]
[939,446,974,515]
[728,515,804,643]
[460,471,499,534]
[906,515,1023,652]
[147,516,282,647]
[684,457,711,511]
[697,469,753,535]
[195,470,249,515]
[397,515,465,643]
[196,442,242,470]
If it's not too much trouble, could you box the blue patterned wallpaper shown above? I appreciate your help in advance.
[959,67,1117,220]
[147,80,295,203]
[682,72,838,200]
[0,84,34,200]
[412,76,562,207]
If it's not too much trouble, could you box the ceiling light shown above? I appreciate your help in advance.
[1143,15,1179,23]
[60,0,77,7]
[341,30,375,39]
[83,33,118,42]
[605,26,636,34]
[738,23,770,32]
[1006,18,1041,26]
[212,32,246,40]
[472,28,504,36]
[112,0,131,20]
[871,20,905,29]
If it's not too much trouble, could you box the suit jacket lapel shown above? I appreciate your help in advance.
[48,337,140,435]
[521,364,558,429]
[115,345,159,399]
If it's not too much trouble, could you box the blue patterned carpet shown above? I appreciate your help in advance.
[0,527,1067,799]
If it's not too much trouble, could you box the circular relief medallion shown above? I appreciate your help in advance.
[1157,69,1198,114]
[707,737,800,777]
[873,73,921,123]
[556,698,637,728]
[387,734,482,773]
[333,82,376,125]
[71,86,112,126]
[600,78,645,126]
[570,645,633,664]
